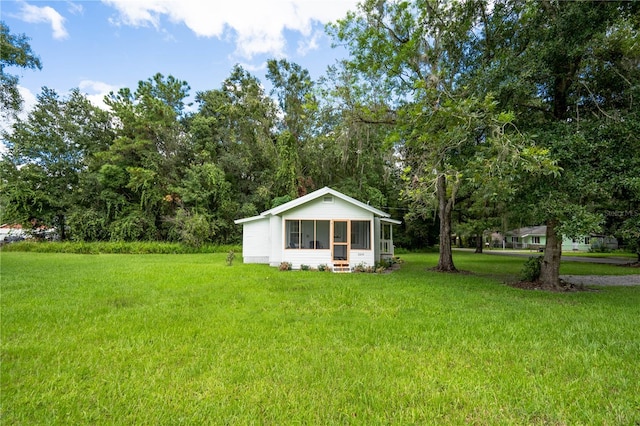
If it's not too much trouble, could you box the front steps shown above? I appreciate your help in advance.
[332,262,351,273]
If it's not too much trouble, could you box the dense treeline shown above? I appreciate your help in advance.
[2,1,639,284]
[0,57,416,247]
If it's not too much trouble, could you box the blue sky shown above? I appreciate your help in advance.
[2,0,359,112]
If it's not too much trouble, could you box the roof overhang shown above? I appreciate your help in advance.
[234,215,268,225]
[268,187,392,218]
[380,218,402,225]
[235,187,401,225]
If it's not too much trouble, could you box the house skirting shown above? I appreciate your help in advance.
[243,256,270,264]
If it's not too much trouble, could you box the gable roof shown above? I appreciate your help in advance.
[235,187,395,224]
[506,225,547,237]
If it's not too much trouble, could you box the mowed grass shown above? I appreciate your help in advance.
[2,252,639,424]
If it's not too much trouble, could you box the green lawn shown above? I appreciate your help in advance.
[2,252,639,424]
[560,251,637,258]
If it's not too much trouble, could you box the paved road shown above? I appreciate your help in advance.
[560,274,640,286]
[471,249,640,286]
[477,249,634,265]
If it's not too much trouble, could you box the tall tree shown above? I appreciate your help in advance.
[0,22,42,119]
[266,59,318,197]
[468,0,640,287]
[266,59,316,144]
[99,73,191,241]
[0,88,112,239]
[318,62,400,209]
[170,162,233,246]
[330,0,550,271]
[193,65,277,217]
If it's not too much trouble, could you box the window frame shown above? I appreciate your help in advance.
[284,219,330,250]
[350,220,372,250]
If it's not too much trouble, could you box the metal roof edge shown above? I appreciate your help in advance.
[268,187,391,218]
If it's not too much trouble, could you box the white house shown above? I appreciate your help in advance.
[234,187,401,272]
[504,226,619,251]
[0,224,26,243]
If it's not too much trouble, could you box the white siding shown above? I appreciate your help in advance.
[282,250,333,270]
[281,250,375,270]
[374,217,381,262]
[280,198,377,270]
[241,219,270,264]
[349,250,376,269]
[269,215,283,266]
[281,197,373,221]
[237,190,399,270]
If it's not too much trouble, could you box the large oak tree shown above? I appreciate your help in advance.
[330,0,552,272]
[467,0,640,287]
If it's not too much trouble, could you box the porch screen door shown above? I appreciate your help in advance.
[332,220,349,262]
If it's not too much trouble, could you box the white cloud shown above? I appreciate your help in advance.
[0,86,38,153]
[102,0,358,59]
[18,85,38,114]
[66,1,84,16]
[237,60,268,75]
[297,29,321,56]
[18,2,69,40]
[78,80,120,110]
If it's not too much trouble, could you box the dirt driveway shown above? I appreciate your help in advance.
[560,274,640,287]
[477,249,640,287]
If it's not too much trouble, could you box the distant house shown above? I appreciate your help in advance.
[0,223,58,243]
[561,234,619,252]
[0,223,26,243]
[234,187,401,272]
[504,226,618,251]
[504,226,547,250]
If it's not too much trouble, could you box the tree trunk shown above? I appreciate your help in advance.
[436,174,457,272]
[58,214,66,241]
[540,220,562,288]
[474,234,483,253]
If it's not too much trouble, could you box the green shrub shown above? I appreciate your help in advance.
[353,262,376,273]
[226,250,235,266]
[109,211,157,242]
[589,244,611,253]
[170,209,216,248]
[520,256,542,282]
[67,209,110,241]
[300,264,310,271]
[376,259,392,270]
[317,264,330,272]
[279,262,292,271]
[1,241,241,255]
